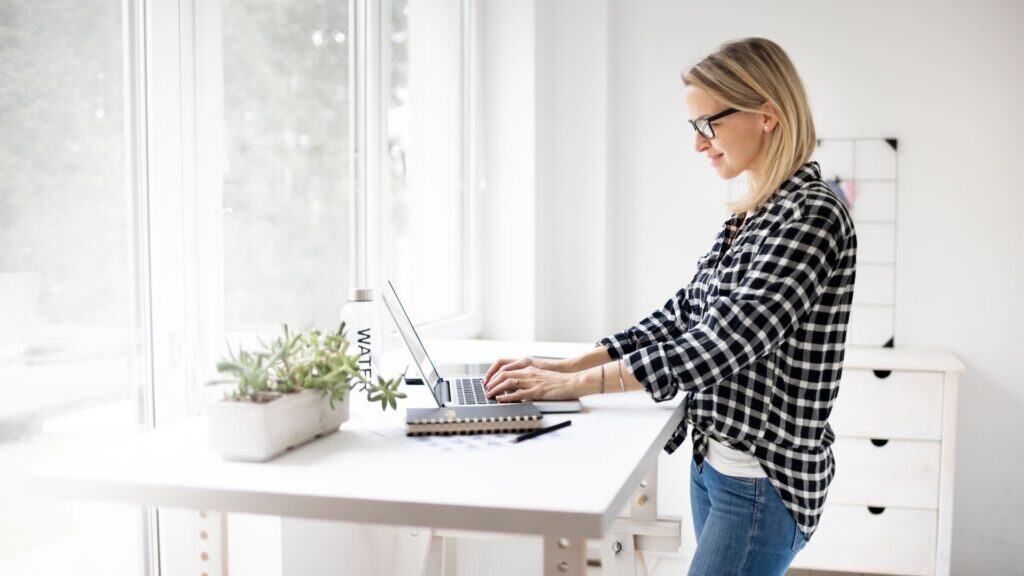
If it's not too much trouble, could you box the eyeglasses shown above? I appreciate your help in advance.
[688,108,740,140]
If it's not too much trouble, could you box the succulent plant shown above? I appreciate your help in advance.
[214,321,405,411]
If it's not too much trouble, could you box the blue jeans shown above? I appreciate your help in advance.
[688,458,807,576]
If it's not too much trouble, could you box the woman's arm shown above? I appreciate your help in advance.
[482,347,609,387]
[571,357,644,397]
[625,210,847,402]
[563,345,613,372]
[484,344,623,386]
[596,285,693,360]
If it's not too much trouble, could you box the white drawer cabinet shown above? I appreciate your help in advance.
[796,504,938,576]
[828,437,941,509]
[829,370,944,441]
[789,347,964,576]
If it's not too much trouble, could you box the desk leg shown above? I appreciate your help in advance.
[630,460,658,523]
[601,461,661,576]
[396,527,444,576]
[543,535,587,576]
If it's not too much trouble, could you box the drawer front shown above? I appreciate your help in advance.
[830,369,944,440]
[792,504,937,576]
[828,437,941,509]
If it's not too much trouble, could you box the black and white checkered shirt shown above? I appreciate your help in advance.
[597,160,856,541]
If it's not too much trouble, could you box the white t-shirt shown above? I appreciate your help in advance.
[705,437,767,478]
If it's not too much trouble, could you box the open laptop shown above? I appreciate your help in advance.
[382,280,582,413]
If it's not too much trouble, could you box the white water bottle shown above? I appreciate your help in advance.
[339,287,380,385]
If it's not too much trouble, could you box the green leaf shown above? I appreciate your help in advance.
[213,321,404,413]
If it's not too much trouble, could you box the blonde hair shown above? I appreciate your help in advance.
[683,38,816,214]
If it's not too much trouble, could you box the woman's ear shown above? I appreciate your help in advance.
[760,103,779,133]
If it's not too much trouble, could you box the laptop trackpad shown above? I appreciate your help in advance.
[532,400,582,413]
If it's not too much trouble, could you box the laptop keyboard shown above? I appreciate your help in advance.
[454,377,501,405]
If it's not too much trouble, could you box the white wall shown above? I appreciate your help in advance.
[534,0,611,343]
[480,0,537,340]
[483,0,1024,573]
[481,0,611,342]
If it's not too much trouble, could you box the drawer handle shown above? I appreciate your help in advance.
[870,438,889,447]
[872,337,895,379]
[868,506,886,515]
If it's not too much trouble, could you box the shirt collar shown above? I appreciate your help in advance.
[778,160,823,194]
[727,160,822,227]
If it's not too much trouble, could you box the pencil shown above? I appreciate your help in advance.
[514,419,572,443]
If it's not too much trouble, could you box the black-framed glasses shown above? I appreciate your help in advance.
[688,107,740,140]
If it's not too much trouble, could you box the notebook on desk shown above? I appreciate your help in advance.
[405,403,543,436]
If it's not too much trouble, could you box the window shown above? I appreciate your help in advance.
[200,0,477,348]
[0,1,147,574]
[383,0,476,330]
[217,0,355,334]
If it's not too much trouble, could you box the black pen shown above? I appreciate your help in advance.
[514,419,571,443]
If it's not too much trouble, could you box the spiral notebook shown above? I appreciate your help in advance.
[405,403,543,436]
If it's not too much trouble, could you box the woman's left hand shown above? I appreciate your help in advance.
[483,366,579,403]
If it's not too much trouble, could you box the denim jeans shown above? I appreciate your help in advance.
[688,458,807,576]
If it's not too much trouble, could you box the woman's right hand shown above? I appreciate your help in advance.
[482,356,570,389]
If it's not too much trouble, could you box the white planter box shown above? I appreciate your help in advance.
[208,389,350,462]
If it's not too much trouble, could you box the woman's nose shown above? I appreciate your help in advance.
[693,132,710,153]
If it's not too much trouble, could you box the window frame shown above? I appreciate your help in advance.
[124,0,161,573]
[182,0,481,370]
[370,0,483,352]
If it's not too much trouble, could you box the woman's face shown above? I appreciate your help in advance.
[684,85,777,182]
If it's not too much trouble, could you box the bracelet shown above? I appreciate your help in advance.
[617,360,626,393]
[600,364,605,394]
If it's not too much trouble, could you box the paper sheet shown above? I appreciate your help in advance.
[371,421,571,453]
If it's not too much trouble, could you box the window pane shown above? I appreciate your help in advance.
[220,0,354,333]
[0,1,144,574]
[386,0,467,324]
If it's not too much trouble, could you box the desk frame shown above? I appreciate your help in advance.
[383,462,680,576]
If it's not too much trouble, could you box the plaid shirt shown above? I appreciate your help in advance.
[597,160,857,541]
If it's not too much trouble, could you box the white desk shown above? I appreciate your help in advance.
[34,340,685,576]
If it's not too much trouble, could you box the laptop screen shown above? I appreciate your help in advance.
[381,280,444,406]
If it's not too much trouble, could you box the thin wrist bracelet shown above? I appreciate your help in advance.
[618,359,626,392]
[600,364,605,394]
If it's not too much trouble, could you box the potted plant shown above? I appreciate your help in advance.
[207,322,405,462]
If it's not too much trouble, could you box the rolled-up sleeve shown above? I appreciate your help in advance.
[596,284,692,359]
[625,211,843,402]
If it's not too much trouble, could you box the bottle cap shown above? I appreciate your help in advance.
[348,287,374,302]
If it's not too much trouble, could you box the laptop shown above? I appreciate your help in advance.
[382,280,582,413]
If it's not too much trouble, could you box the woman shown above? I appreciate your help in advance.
[483,37,857,576]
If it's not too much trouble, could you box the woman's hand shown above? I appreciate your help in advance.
[483,363,580,403]
[483,356,571,384]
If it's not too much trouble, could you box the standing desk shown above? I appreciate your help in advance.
[34,340,685,575]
